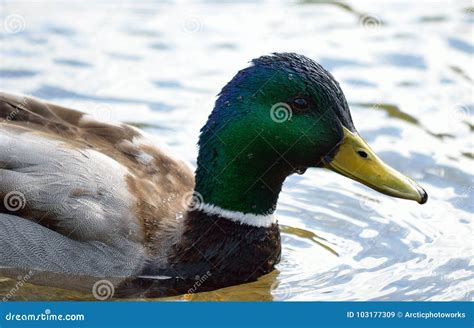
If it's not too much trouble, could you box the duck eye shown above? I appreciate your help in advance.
[293,98,309,110]
[357,150,368,159]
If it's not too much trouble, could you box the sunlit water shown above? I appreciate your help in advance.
[0,0,472,301]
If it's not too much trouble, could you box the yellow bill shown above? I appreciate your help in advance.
[324,127,428,204]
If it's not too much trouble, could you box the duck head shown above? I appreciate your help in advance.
[195,53,427,217]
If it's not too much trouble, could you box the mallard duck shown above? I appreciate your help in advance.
[0,53,427,298]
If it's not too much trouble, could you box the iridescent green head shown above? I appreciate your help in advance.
[195,53,427,216]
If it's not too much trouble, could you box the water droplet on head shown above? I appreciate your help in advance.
[247,153,254,159]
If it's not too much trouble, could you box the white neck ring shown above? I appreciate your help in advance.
[199,203,277,228]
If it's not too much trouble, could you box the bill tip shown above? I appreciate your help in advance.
[418,187,428,204]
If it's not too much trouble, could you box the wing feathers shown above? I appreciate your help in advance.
[0,92,194,253]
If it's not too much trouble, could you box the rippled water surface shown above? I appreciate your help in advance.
[0,0,473,301]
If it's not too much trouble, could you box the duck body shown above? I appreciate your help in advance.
[134,211,280,297]
[0,53,427,297]
[0,91,279,296]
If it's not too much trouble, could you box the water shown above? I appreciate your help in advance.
[0,0,472,301]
